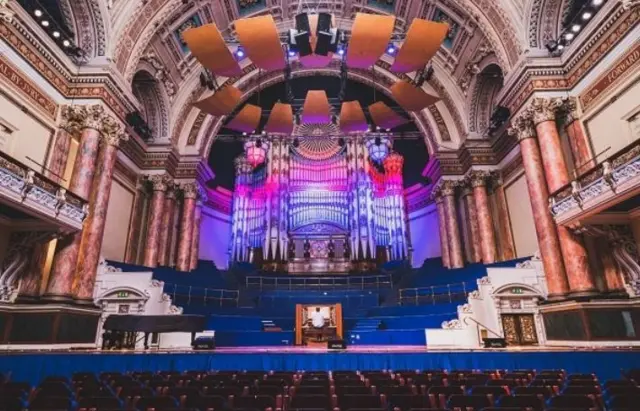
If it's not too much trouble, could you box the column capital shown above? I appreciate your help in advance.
[182,182,201,199]
[100,115,129,147]
[148,174,173,192]
[459,183,473,197]
[508,113,537,141]
[165,186,178,199]
[529,97,564,125]
[561,96,580,124]
[467,170,491,188]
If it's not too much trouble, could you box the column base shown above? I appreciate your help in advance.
[544,292,570,303]
[41,293,76,304]
[0,303,101,346]
[73,297,100,308]
[567,289,600,300]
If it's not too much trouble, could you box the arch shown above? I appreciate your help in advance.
[492,283,543,297]
[95,286,150,302]
[525,0,572,49]
[131,70,170,141]
[58,0,110,58]
[467,64,504,134]
[191,67,444,161]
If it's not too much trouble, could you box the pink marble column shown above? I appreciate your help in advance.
[435,196,451,268]
[509,114,569,299]
[176,183,199,272]
[441,181,464,269]
[168,198,183,267]
[492,177,516,261]
[47,128,72,183]
[74,123,128,302]
[190,200,204,270]
[531,97,597,297]
[45,105,105,301]
[563,97,596,176]
[462,184,482,263]
[158,187,177,266]
[124,178,148,264]
[470,172,497,264]
[143,175,171,268]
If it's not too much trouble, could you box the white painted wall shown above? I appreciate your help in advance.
[102,179,135,262]
[505,173,538,257]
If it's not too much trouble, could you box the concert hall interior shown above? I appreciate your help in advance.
[1,0,640,408]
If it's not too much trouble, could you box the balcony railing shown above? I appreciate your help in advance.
[166,283,240,307]
[245,274,393,290]
[398,282,471,305]
[0,151,87,229]
[549,140,640,224]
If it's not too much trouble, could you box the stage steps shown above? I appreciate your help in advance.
[351,318,382,331]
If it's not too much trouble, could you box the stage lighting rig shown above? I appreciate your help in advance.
[288,12,341,57]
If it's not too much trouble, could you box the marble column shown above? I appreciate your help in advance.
[143,175,171,268]
[461,184,482,263]
[441,181,464,269]
[434,195,451,268]
[509,115,570,299]
[470,172,497,264]
[124,177,149,264]
[74,121,128,302]
[47,128,72,184]
[158,185,177,266]
[492,176,516,261]
[44,105,106,301]
[190,199,204,270]
[176,183,199,272]
[16,232,58,300]
[531,97,597,297]
[563,97,596,176]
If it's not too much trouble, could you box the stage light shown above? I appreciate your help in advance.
[53,31,60,38]
[63,40,71,47]
[244,139,268,167]
[582,11,593,20]
[557,44,565,50]
[571,24,581,32]
[34,9,43,17]
[565,32,574,40]
[338,47,345,56]
[41,20,50,27]
[366,137,391,163]
[288,50,296,57]
[386,45,396,54]
[236,48,245,58]
[592,0,603,6]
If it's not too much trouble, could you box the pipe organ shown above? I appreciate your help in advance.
[230,137,409,272]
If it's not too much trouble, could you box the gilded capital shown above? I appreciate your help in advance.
[508,113,536,141]
[182,182,199,199]
[100,115,128,147]
[561,96,580,125]
[84,104,108,131]
[149,174,173,192]
[529,97,564,125]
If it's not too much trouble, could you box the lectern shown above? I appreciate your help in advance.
[295,303,343,346]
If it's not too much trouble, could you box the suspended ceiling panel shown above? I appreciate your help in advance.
[391,19,449,73]
[339,101,368,132]
[368,101,409,130]
[346,13,395,69]
[391,81,439,112]
[235,15,286,71]
[183,24,243,77]
[302,90,332,124]
[193,85,243,116]
[265,102,294,134]
[226,104,262,133]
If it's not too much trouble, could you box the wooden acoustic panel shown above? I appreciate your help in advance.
[391,81,439,112]
[265,102,294,134]
[226,104,262,133]
[339,101,368,132]
[193,85,242,116]
[235,15,286,71]
[346,13,395,69]
[391,19,449,73]
[302,90,331,124]
[299,14,334,68]
[183,24,243,77]
[368,101,409,130]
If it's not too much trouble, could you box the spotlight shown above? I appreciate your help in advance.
[53,31,60,38]
[376,126,381,131]
[571,24,581,32]
[34,9,43,17]
[288,50,296,57]
[582,11,593,20]
[338,47,345,56]
[592,0,603,6]
[41,20,50,27]
[236,48,245,58]
[385,128,390,132]
[565,33,575,40]
[63,40,71,47]
[242,132,248,136]
[387,45,395,54]
[557,44,565,50]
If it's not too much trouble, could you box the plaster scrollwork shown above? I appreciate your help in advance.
[0,0,15,23]
[169,305,184,314]
[98,258,123,274]
[441,319,463,329]
[621,0,640,10]
[478,276,492,285]
[469,290,481,299]
[141,52,177,100]
[460,303,473,313]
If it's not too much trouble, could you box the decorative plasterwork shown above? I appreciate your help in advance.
[0,55,58,119]
[0,0,14,23]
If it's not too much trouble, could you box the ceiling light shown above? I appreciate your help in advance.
[571,24,581,32]
[592,0,604,6]
[63,40,71,47]
[41,20,50,27]
[34,9,43,17]
[557,44,565,50]
[53,31,60,38]
[582,11,593,20]
[565,33,575,41]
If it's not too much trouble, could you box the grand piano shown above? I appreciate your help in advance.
[102,314,207,350]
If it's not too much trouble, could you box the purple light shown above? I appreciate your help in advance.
[338,48,345,56]
[387,45,395,54]
[288,50,296,57]
[236,48,245,58]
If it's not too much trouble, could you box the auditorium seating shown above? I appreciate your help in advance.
[1,367,637,411]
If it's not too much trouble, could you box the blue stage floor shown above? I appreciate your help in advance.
[2,348,640,384]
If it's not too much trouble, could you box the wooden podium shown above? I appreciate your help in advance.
[295,303,343,346]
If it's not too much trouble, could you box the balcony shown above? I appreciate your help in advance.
[0,151,87,231]
[549,140,640,227]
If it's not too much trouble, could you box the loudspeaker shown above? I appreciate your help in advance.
[327,339,347,350]
[482,337,507,348]
[192,336,215,350]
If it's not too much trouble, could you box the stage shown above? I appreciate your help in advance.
[2,346,640,384]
